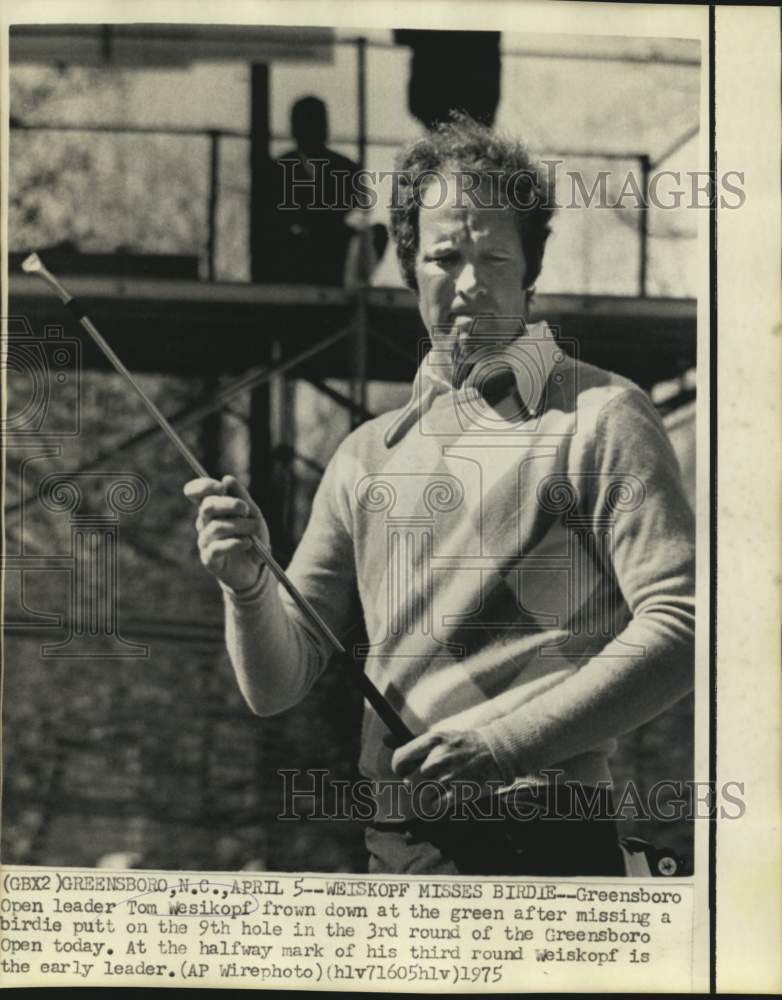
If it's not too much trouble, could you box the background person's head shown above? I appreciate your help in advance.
[291,96,329,156]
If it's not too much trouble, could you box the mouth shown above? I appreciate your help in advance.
[448,312,487,332]
[447,307,499,322]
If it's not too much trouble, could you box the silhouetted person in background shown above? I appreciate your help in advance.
[265,96,360,286]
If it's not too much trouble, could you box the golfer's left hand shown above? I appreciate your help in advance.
[389,730,504,813]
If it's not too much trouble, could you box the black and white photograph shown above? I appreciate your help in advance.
[1,0,779,993]
[2,13,705,874]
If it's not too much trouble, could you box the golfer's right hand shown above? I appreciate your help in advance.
[184,475,270,592]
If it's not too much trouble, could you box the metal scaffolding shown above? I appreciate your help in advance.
[4,29,699,869]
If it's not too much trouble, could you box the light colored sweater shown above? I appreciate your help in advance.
[222,324,695,809]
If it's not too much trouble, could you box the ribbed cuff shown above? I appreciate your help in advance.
[476,709,546,786]
[219,564,271,606]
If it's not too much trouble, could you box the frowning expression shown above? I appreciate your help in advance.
[414,174,529,367]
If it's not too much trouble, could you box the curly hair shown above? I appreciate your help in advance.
[389,113,555,292]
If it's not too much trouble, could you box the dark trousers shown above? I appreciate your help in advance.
[366,786,625,877]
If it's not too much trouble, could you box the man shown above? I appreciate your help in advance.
[261,95,359,286]
[186,114,695,876]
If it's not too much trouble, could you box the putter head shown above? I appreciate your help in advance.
[21,252,42,274]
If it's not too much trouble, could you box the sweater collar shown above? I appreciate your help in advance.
[384,320,558,448]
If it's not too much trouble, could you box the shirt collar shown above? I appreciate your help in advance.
[384,320,558,448]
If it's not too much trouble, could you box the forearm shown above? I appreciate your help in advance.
[478,601,695,781]
[219,439,359,717]
[222,568,330,717]
[474,384,696,783]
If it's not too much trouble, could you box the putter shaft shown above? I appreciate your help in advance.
[21,253,414,743]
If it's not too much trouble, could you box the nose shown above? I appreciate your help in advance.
[454,260,485,300]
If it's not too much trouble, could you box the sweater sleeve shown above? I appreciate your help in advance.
[477,387,696,781]
[222,443,358,717]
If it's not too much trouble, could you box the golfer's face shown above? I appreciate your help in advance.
[414,174,528,377]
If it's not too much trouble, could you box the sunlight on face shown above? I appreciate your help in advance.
[414,173,529,378]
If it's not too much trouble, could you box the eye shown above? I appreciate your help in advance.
[426,251,459,265]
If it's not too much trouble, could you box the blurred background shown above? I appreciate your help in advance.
[4,24,698,872]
